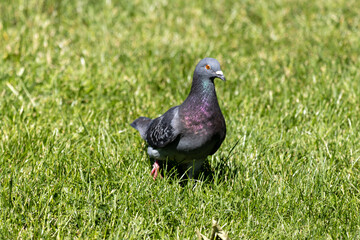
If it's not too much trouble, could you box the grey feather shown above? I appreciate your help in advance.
[130,117,152,140]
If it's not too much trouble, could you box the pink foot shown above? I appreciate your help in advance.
[150,160,163,180]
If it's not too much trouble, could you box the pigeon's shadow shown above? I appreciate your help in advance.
[157,157,237,186]
[199,157,238,183]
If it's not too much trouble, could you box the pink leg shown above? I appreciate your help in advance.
[150,160,162,180]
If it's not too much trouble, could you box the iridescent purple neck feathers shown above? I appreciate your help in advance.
[180,77,223,136]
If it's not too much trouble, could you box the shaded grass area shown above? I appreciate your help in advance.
[1,0,360,238]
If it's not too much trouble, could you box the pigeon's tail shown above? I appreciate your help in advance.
[130,117,152,140]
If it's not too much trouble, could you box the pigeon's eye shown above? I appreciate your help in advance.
[205,65,211,70]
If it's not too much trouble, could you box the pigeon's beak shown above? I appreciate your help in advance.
[215,70,226,81]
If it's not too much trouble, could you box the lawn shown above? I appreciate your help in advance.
[1,0,360,239]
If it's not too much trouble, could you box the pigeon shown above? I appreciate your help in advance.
[130,57,226,179]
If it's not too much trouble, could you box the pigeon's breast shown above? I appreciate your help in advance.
[175,107,225,157]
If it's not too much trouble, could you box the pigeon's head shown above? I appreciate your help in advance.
[194,58,226,81]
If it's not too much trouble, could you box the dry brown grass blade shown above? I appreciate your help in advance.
[196,220,231,240]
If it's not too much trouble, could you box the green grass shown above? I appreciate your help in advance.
[1,0,360,238]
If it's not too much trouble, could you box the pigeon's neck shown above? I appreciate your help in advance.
[184,77,219,107]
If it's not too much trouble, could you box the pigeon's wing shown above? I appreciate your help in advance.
[146,106,181,148]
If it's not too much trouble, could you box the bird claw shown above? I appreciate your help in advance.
[151,160,163,180]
